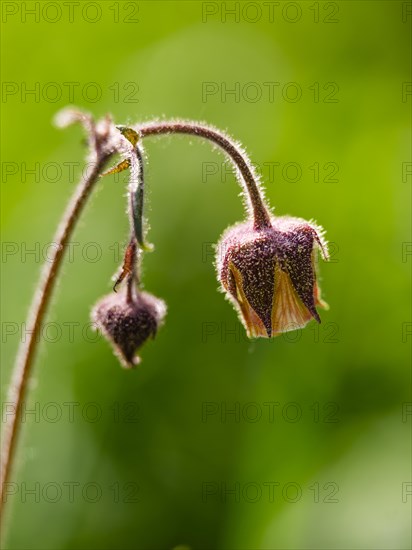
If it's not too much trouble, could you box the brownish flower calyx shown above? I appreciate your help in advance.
[92,287,166,368]
[216,216,329,338]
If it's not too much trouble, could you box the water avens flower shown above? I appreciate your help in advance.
[216,216,329,338]
[92,287,166,368]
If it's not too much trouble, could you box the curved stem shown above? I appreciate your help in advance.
[138,121,272,230]
[0,150,112,526]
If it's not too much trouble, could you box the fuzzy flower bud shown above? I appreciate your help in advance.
[92,288,166,368]
[216,216,328,338]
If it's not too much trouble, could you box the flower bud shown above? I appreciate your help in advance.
[92,288,166,368]
[216,216,328,338]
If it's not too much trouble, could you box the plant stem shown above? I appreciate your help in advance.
[138,122,272,230]
[0,151,112,524]
[129,144,151,250]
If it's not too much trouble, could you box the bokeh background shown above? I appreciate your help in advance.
[1,1,411,549]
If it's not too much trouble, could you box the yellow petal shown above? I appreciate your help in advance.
[271,265,313,334]
[229,262,268,338]
[314,281,329,310]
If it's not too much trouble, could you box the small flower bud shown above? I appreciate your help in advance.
[92,288,166,368]
[216,216,328,338]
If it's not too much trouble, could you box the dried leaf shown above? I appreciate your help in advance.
[100,158,131,177]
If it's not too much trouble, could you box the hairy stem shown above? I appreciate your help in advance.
[126,238,138,304]
[0,150,112,525]
[138,122,271,230]
[129,144,151,250]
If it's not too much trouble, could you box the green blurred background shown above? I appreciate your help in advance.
[1,1,411,548]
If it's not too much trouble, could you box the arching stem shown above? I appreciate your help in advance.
[138,121,272,230]
[0,125,114,528]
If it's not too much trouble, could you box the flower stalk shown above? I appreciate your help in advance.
[0,111,116,522]
[137,121,272,230]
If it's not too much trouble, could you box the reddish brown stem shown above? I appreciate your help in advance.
[138,122,272,230]
[0,151,112,528]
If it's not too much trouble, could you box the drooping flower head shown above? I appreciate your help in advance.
[92,287,166,368]
[216,216,329,338]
